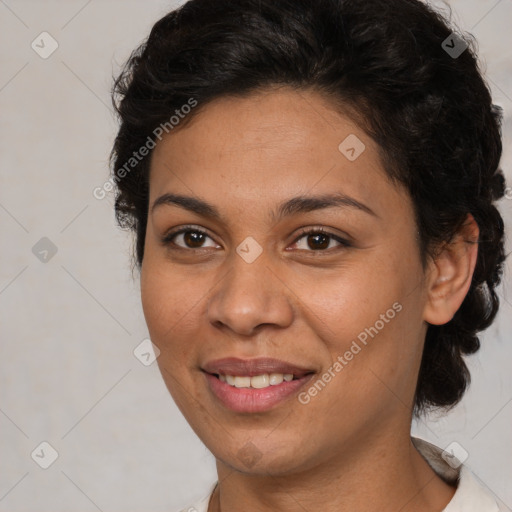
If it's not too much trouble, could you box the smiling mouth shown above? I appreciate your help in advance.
[203,370,316,413]
[210,372,312,389]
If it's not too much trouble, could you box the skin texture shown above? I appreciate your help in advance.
[140,86,479,511]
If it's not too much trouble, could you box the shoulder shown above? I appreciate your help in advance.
[447,464,509,512]
[412,436,508,512]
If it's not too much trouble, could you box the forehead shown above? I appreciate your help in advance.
[148,87,402,221]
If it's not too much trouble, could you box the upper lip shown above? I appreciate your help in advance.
[202,357,315,378]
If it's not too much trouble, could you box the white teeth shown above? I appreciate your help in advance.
[218,373,297,389]
[234,376,251,388]
[250,374,269,388]
[269,373,284,385]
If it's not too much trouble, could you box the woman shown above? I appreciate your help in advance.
[109,0,507,510]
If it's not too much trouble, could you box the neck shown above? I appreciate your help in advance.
[209,428,456,512]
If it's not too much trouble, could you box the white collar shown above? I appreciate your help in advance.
[412,436,502,511]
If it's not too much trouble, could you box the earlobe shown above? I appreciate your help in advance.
[423,214,480,326]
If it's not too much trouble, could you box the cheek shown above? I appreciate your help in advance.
[298,247,425,408]
[140,258,208,418]
[296,254,406,344]
[140,254,203,365]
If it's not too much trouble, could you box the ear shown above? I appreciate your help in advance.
[423,213,479,326]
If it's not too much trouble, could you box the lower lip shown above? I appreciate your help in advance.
[203,372,314,413]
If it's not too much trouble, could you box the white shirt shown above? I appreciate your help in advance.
[178,436,505,512]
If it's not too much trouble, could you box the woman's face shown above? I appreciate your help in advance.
[141,87,432,475]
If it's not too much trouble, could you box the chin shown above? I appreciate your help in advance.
[210,437,313,476]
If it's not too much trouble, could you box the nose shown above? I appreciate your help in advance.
[207,249,294,337]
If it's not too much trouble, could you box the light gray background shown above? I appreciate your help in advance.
[1,1,511,511]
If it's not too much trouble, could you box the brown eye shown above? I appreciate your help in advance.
[182,230,207,248]
[305,232,330,250]
[161,226,219,250]
[291,228,350,252]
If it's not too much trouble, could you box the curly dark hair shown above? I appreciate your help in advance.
[108,0,506,415]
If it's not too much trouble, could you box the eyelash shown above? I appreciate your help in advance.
[161,225,351,253]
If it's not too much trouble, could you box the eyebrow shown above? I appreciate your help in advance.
[151,192,378,222]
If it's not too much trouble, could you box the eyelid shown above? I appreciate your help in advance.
[161,225,352,251]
